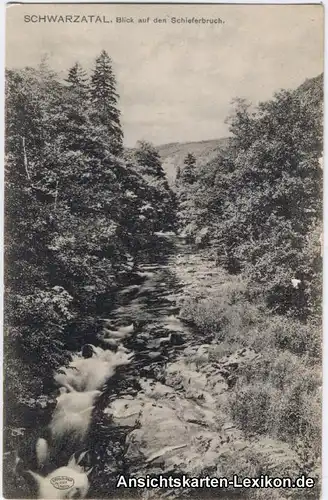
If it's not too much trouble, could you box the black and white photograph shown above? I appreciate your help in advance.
[3,4,324,499]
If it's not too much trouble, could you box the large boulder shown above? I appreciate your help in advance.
[104,345,301,499]
[105,348,238,479]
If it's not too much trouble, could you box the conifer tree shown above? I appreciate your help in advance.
[90,50,123,153]
[59,63,92,152]
[4,59,178,461]
[181,153,196,184]
[175,165,181,184]
[65,62,88,94]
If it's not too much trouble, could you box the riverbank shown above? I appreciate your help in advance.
[94,244,320,500]
[4,237,321,500]
[173,248,321,500]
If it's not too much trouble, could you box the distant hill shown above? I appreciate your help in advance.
[141,74,323,187]
[156,138,230,186]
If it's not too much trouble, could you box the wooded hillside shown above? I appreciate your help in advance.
[4,53,177,420]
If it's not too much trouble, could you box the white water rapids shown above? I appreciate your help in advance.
[21,335,134,499]
[13,235,192,499]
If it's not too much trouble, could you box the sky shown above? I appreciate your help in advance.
[6,4,324,147]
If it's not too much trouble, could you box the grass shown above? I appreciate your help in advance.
[179,268,321,498]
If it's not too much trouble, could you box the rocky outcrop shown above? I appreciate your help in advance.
[105,343,300,499]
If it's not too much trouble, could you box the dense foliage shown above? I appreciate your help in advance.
[132,141,177,233]
[4,54,176,418]
[177,75,323,319]
[177,74,323,493]
[4,56,322,498]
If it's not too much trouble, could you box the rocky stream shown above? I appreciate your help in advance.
[4,233,300,500]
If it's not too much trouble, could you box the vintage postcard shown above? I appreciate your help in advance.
[3,3,324,500]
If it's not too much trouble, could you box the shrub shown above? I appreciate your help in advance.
[4,59,177,421]
[231,350,320,454]
[178,75,323,318]
[230,382,274,436]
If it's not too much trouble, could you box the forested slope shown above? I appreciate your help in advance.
[177,73,323,319]
[156,138,230,186]
[3,52,323,499]
[4,52,176,423]
[174,73,323,495]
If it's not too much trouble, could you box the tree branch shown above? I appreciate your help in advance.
[22,136,31,181]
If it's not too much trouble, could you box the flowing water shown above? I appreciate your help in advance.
[6,233,199,499]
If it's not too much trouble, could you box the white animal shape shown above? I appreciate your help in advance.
[28,451,91,499]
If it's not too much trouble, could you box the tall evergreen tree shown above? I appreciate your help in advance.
[175,165,181,185]
[185,153,196,166]
[65,62,88,95]
[4,56,181,500]
[90,50,123,154]
[181,153,196,184]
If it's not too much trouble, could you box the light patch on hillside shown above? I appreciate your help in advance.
[157,138,230,186]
